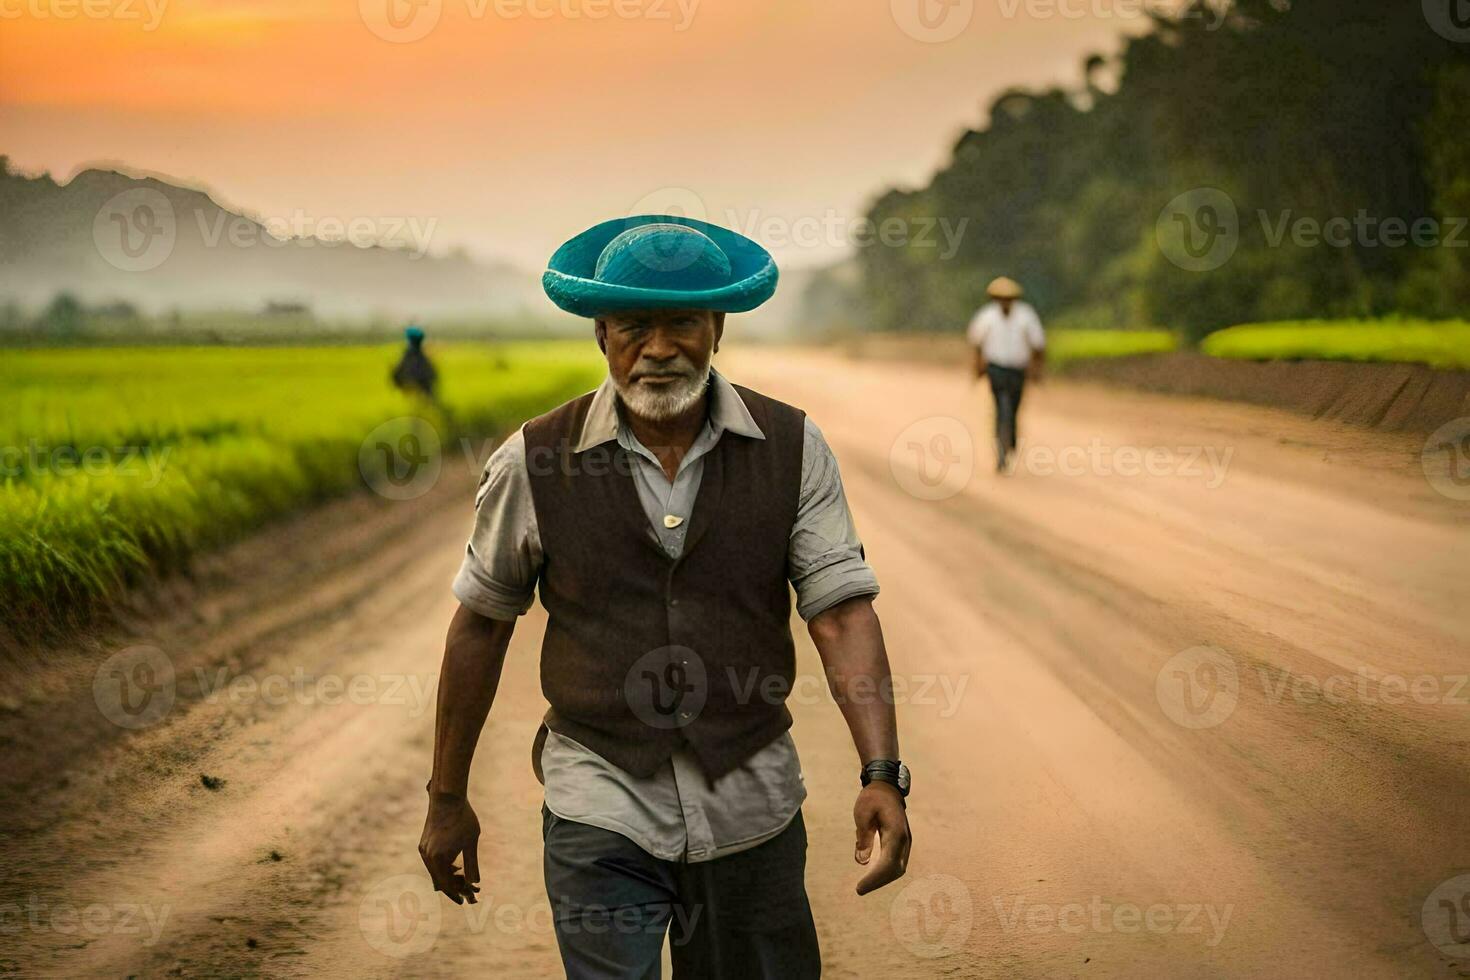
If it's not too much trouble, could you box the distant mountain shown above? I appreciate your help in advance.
[0,158,549,322]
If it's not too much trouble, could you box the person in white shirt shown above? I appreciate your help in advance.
[966,276,1046,472]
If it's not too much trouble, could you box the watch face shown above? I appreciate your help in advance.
[897,763,911,793]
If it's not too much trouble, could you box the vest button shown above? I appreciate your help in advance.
[667,597,679,607]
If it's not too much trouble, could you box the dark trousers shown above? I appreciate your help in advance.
[542,808,821,979]
[986,364,1027,461]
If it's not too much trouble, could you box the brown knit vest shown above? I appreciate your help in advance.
[523,382,805,781]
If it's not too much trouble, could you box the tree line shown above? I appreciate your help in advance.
[850,0,1470,341]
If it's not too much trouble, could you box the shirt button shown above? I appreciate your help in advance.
[668,597,679,607]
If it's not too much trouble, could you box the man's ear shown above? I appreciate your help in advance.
[594,319,608,355]
[712,312,726,354]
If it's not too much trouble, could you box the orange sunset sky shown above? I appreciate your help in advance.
[1,0,1167,269]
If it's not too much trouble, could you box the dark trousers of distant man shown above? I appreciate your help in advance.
[987,364,1026,468]
[542,807,822,979]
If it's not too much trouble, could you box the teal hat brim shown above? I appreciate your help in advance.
[543,214,779,318]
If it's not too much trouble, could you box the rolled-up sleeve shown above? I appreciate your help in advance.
[788,417,880,621]
[451,426,543,621]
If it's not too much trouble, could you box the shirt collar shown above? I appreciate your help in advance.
[573,367,765,453]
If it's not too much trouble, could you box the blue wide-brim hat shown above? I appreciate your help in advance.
[543,214,779,318]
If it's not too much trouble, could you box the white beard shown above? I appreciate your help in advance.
[614,361,711,421]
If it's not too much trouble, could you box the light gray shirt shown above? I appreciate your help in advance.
[453,368,879,862]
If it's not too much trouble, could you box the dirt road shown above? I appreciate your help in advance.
[3,350,1467,978]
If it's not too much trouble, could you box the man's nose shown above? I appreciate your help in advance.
[641,326,680,361]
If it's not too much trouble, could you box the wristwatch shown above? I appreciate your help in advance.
[860,759,911,800]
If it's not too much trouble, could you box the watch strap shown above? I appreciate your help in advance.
[861,759,908,798]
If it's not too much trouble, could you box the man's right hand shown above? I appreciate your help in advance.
[419,790,482,904]
[853,782,911,896]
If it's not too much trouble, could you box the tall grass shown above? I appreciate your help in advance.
[0,342,604,636]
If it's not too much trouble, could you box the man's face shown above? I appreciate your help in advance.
[596,308,724,421]
[997,298,1014,315]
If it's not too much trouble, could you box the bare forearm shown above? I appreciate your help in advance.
[429,604,515,796]
[972,348,987,379]
[808,595,899,763]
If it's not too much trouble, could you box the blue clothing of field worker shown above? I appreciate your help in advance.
[393,324,437,399]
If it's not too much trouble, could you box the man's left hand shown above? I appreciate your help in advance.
[853,781,911,895]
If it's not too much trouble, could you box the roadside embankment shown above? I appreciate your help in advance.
[836,333,1470,435]
[1061,354,1470,434]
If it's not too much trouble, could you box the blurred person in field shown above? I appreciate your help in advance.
[418,216,911,979]
[968,276,1045,473]
[392,324,439,401]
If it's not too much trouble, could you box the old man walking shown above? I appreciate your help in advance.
[419,215,912,978]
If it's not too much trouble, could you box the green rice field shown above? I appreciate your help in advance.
[1048,329,1177,364]
[1201,320,1470,370]
[0,342,604,636]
